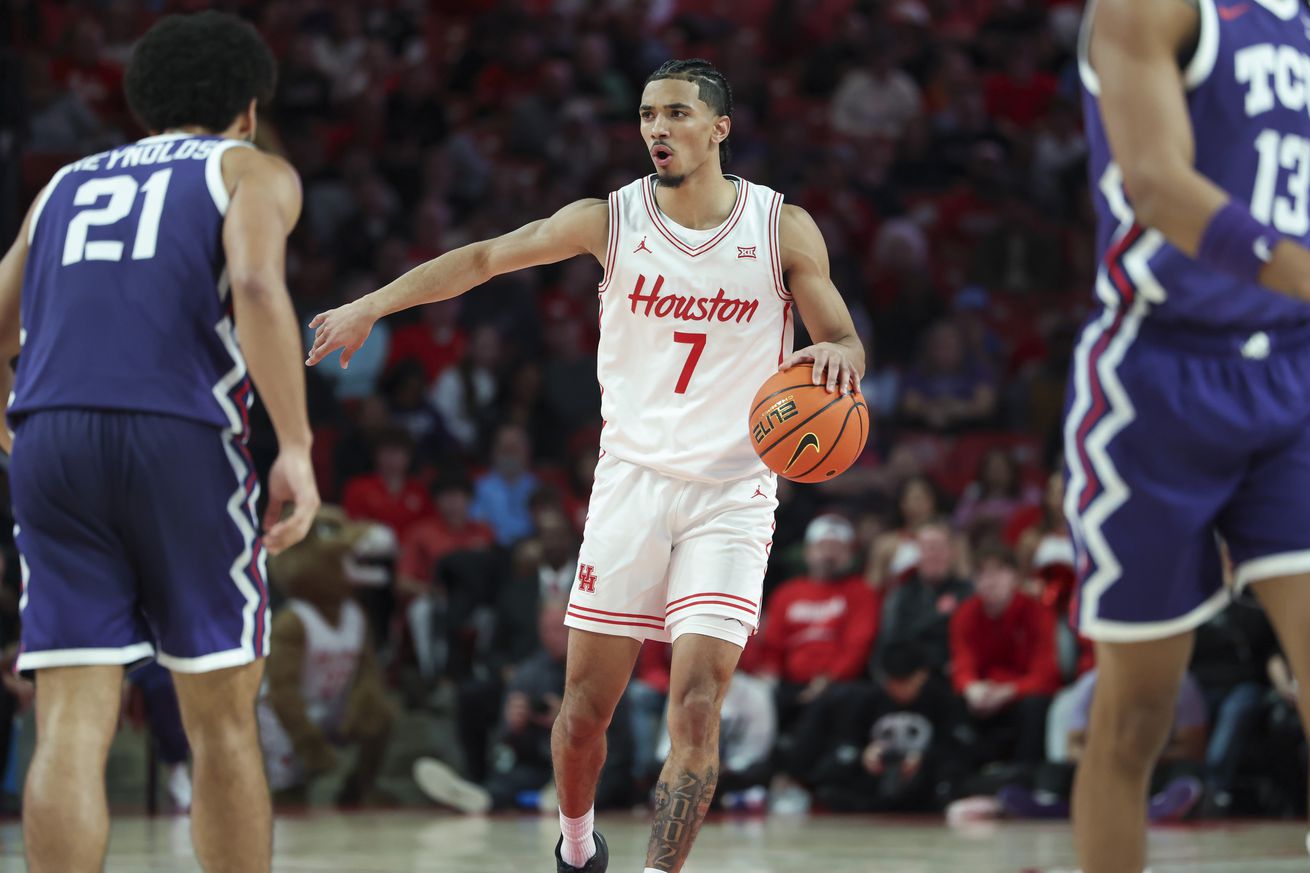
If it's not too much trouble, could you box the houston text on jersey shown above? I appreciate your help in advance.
[626,273,760,324]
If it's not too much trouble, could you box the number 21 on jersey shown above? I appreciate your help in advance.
[62,169,172,266]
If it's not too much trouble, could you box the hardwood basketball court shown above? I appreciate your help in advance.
[0,812,1303,872]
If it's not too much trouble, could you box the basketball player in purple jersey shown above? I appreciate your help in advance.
[0,13,318,873]
[308,60,862,873]
[1072,0,1310,869]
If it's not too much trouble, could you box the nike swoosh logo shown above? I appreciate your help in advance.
[783,433,821,474]
[1219,3,1249,20]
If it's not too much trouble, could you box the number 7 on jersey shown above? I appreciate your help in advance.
[672,331,706,394]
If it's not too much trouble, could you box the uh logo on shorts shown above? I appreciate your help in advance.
[577,563,598,594]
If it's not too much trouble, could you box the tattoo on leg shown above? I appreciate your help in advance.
[646,766,719,872]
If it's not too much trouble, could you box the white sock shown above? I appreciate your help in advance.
[645,869,664,873]
[559,807,596,868]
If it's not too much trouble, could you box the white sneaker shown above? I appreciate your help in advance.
[412,758,492,815]
[166,763,192,813]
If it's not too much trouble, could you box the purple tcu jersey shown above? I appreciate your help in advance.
[1080,0,1310,330]
[11,133,255,435]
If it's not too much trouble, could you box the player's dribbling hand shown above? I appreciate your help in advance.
[780,342,862,395]
[306,301,376,369]
[263,450,321,555]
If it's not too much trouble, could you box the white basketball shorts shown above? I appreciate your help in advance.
[564,452,778,648]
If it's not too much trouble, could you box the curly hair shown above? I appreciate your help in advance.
[644,58,733,165]
[124,11,275,134]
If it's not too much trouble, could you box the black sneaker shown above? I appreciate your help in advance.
[554,830,609,872]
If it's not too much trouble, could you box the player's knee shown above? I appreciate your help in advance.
[557,690,613,744]
[1096,699,1175,771]
[667,685,721,750]
[32,719,116,765]
[183,702,259,753]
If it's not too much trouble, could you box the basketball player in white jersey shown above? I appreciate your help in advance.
[307,59,864,873]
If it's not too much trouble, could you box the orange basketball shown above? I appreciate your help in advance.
[748,364,869,483]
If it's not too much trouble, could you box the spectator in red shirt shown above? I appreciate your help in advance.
[397,473,496,597]
[755,514,881,726]
[1008,470,1093,679]
[949,543,1059,764]
[341,429,434,537]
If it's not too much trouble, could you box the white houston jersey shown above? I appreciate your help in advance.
[596,175,794,483]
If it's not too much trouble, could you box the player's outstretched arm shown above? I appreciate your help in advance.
[0,202,39,454]
[306,198,609,368]
[1094,0,1310,297]
[223,147,320,554]
[777,204,866,393]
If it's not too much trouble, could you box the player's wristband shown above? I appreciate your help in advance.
[1195,202,1280,284]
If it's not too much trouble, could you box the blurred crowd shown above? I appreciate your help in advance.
[0,0,1305,821]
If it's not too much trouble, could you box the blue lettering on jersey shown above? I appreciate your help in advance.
[1082,0,1310,329]
[10,133,256,435]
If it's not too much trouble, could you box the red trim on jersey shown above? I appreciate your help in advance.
[641,176,750,258]
[667,591,758,609]
[768,193,790,301]
[596,297,607,403]
[234,381,252,433]
[1105,224,1144,307]
[666,599,758,618]
[567,610,665,631]
[568,603,665,622]
[598,191,620,295]
[250,539,266,652]
[778,302,791,365]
